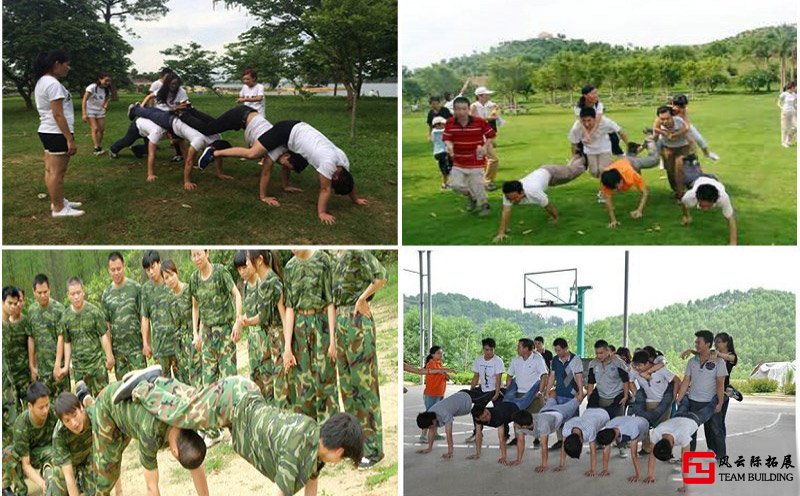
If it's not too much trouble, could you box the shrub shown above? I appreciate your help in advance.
[450,372,474,385]
[748,378,778,393]
[730,379,752,394]
[783,382,796,396]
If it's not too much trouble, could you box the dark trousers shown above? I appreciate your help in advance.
[587,390,625,419]
[630,383,675,427]
[435,152,453,176]
[111,122,144,153]
[466,387,500,435]
[177,105,254,135]
[676,396,718,452]
[133,106,175,132]
[703,396,729,458]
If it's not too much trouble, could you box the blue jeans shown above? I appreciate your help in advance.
[631,383,674,427]
[675,396,718,452]
[556,395,575,405]
[133,105,175,131]
[502,380,540,411]
[423,395,443,411]
[110,121,145,154]
[704,396,729,458]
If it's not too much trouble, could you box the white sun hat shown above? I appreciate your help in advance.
[474,86,494,96]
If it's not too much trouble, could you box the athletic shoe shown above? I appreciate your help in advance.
[52,205,85,218]
[618,446,628,458]
[418,434,427,443]
[358,457,379,470]
[204,431,224,448]
[108,150,119,159]
[478,204,491,217]
[170,155,183,163]
[782,143,791,148]
[440,183,449,191]
[434,434,445,441]
[596,191,606,204]
[197,147,215,170]
[464,433,476,443]
[726,386,743,402]
[74,381,90,405]
[127,102,139,121]
[464,199,477,212]
[93,147,105,156]
[707,151,720,161]
[485,182,498,191]
[549,440,563,451]
[533,438,540,446]
[112,365,162,404]
[51,199,83,211]
[507,438,518,446]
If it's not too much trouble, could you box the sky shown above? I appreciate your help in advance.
[124,0,258,73]
[399,247,798,323]
[401,0,797,69]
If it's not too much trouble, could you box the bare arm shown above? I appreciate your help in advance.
[645,451,656,482]
[326,303,336,359]
[444,140,454,156]
[493,206,513,242]
[444,422,454,459]
[676,374,691,403]
[101,331,115,370]
[143,467,159,496]
[604,196,618,228]
[497,424,508,463]
[574,373,585,403]
[141,93,155,106]
[586,442,597,476]
[28,336,37,382]
[146,140,158,181]
[601,445,611,474]
[183,147,197,190]
[715,376,725,412]
[317,175,335,224]
[190,466,209,496]
[470,372,479,389]
[81,92,90,121]
[21,456,48,491]
[727,216,738,246]
[63,341,72,377]
[632,186,649,218]
[629,439,641,482]
[282,307,297,369]
[50,99,76,154]
[61,463,81,496]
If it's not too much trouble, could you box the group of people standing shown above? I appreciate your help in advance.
[33,49,364,224]
[2,249,388,495]
[414,331,739,492]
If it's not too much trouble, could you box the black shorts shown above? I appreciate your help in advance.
[434,151,452,175]
[257,120,300,151]
[38,132,72,154]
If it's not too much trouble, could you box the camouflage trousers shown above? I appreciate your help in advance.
[2,444,54,496]
[156,355,179,379]
[49,460,95,496]
[132,376,261,430]
[90,395,133,495]
[112,351,146,382]
[336,310,383,461]
[73,368,109,397]
[287,314,339,424]
[3,374,18,449]
[177,331,202,388]
[201,323,237,439]
[10,375,31,409]
[39,373,70,402]
[248,325,273,399]
[268,325,289,410]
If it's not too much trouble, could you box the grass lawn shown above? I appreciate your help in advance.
[402,92,796,245]
[3,93,397,245]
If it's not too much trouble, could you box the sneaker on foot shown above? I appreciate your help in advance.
[596,191,606,204]
[707,151,720,161]
[74,381,90,404]
[51,199,83,211]
[358,457,379,470]
[485,182,498,191]
[197,147,215,170]
[440,183,448,191]
[170,154,183,163]
[52,205,85,218]
[549,440,563,451]
[109,150,119,159]
[478,204,491,217]
[418,434,427,443]
[127,102,139,121]
[434,434,445,441]
[204,431,224,448]
[618,446,629,458]
[93,147,105,156]
[112,365,162,404]
[465,433,476,443]
[726,386,743,402]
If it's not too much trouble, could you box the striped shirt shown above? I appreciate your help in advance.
[443,116,496,168]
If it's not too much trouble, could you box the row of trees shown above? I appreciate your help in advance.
[403,289,795,381]
[403,25,796,105]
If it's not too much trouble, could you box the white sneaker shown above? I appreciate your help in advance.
[51,199,83,210]
[707,152,720,161]
[596,191,606,204]
[204,431,224,448]
[93,148,105,156]
[52,205,85,218]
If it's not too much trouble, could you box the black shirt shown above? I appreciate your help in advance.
[256,120,300,151]
[723,351,737,388]
[426,107,452,127]
[541,350,554,370]
[478,402,519,428]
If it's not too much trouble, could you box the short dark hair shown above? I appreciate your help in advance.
[332,168,354,195]
[176,429,206,469]
[55,392,82,418]
[581,85,596,95]
[502,181,523,195]
[511,410,533,427]
[471,404,487,420]
[160,67,174,77]
[594,339,609,350]
[518,338,534,351]
[656,105,673,116]
[653,438,673,461]
[632,350,651,365]
[233,250,248,269]
[695,330,714,346]
[242,68,257,79]
[672,94,689,106]
[108,251,124,263]
[642,346,659,360]
[320,413,364,467]
[2,286,21,302]
[416,412,437,429]
[596,428,616,447]
[429,96,441,103]
[141,250,161,269]
[67,277,83,288]
[579,107,596,119]
[696,184,719,203]
[26,382,50,405]
[534,336,544,344]
[600,169,622,189]
[161,259,179,276]
[481,338,496,349]
[452,96,470,108]
[32,274,50,289]
[553,337,568,349]
[564,433,583,458]
[287,152,308,173]
[608,345,616,352]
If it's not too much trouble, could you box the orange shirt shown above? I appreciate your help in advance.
[601,158,646,197]
[424,360,447,397]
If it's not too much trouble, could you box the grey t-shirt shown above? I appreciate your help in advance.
[602,415,649,442]
[529,398,580,437]
[429,391,472,426]
[660,116,690,148]
[685,356,728,403]
[562,408,610,443]
[588,356,630,400]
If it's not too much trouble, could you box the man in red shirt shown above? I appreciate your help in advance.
[444,97,496,216]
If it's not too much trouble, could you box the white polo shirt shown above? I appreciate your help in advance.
[568,117,622,155]
[562,408,610,443]
[287,122,350,179]
[507,352,548,393]
[503,169,550,207]
[84,83,107,114]
[681,176,734,219]
[602,415,650,442]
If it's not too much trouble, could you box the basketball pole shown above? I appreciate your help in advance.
[418,251,425,384]
[623,250,630,348]
[575,286,592,357]
[427,250,432,355]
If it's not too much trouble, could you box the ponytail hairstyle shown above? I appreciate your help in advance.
[425,346,442,367]
[95,72,111,100]
[247,250,284,281]
[714,332,735,354]
[33,49,69,80]
[156,73,182,106]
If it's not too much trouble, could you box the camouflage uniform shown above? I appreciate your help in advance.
[260,271,287,408]
[141,280,178,378]
[284,251,339,424]
[333,250,387,462]
[27,299,69,399]
[2,355,19,450]
[3,315,32,404]
[101,279,146,380]
[50,418,95,496]
[168,285,202,387]
[60,302,109,396]
[132,376,321,495]
[90,381,170,495]
[2,408,57,496]
[242,279,272,398]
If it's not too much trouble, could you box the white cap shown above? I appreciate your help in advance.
[474,86,494,96]
[432,116,447,125]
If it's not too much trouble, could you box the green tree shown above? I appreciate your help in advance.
[3,0,133,109]
[402,67,424,105]
[220,28,286,89]
[488,56,534,106]
[160,42,221,94]
[415,64,463,98]
[94,0,169,28]
[532,64,558,103]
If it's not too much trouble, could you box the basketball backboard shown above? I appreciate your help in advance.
[523,268,578,308]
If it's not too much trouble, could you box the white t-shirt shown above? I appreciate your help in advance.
[287,122,350,179]
[171,119,221,151]
[472,355,505,393]
[155,87,189,111]
[681,176,734,219]
[573,101,605,117]
[244,114,285,162]
[568,117,621,155]
[779,91,796,113]
[507,353,548,394]
[35,75,74,134]
[471,100,498,119]
[651,417,699,448]
[240,83,265,116]
[562,408,610,444]
[503,168,550,207]
[84,83,108,114]
[630,367,675,403]
[135,118,164,144]
[149,80,163,95]
[602,415,650,442]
